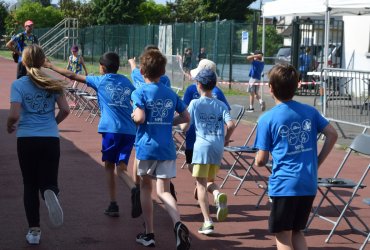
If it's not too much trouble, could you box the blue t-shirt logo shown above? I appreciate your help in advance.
[25,92,50,113]
[105,83,132,107]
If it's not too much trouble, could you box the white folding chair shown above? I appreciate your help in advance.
[219,123,266,196]
[305,133,370,243]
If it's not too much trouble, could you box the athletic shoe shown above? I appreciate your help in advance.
[44,189,63,227]
[170,181,177,201]
[174,221,191,250]
[246,107,254,112]
[26,228,41,245]
[136,233,155,247]
[197,221,214,235]
[104,202,119,217]
[215,193,228,222]
[260,101,266,111]
[131,187,142,218]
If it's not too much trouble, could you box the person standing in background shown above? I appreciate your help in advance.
[196,47,207,65]
[6,20,39,79]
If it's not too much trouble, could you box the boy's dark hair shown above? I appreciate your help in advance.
[140,50,166,80]
[99,52,120,73]
[268,64,299,101]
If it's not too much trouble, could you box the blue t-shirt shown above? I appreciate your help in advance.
[10,76,60,137]
[188,96,232,165]
[131,82,187,160]
[131,68,171,89]
[254,100,329,197]
[86,74,136,135]
[183,83,230,150]
[249,60,264,80]
[299,53,312,73]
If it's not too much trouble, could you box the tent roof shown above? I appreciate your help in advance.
[262,0,370,17]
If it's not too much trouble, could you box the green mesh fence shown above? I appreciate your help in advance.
[35,21,282,86]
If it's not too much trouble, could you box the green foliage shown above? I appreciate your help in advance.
[0,1,9,35]
[91,0,145,25]
[168,0,254,22]
[5,1,63,35]
[59,0,95,27]
[137,0,171,24]
[257,25,283,57]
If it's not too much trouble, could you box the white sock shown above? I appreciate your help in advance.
[249,105,253,109]
[259,99,263,104]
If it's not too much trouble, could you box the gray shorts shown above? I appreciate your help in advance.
[137,160,176,179]
[247,78,260,93]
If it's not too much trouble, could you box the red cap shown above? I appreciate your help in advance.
[24,20,34,26]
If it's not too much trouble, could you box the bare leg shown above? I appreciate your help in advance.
[104,161,116,202]
[292,230,308,250]
[115,161,136,190]
[132,157,140,186]
[196,177,212,222]
[140,175,154,234]
[156,178,180,225]
[275,230,294,250]
[249,93,255,107]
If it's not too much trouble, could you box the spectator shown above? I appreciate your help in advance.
[6,20,39,79]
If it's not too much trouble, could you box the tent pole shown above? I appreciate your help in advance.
[261,16,266,102]
[323,6,331,115]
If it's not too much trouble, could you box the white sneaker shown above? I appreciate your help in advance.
[44,189,63,227]
[215,193,228,222]
[26,228,41,245]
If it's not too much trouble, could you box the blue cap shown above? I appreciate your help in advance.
[194,69,217,88]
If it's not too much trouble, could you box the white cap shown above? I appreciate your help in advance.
[190,59,217,79]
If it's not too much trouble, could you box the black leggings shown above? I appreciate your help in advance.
[17,137,60,228]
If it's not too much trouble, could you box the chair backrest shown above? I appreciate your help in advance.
[229,104,245,126]
[349,133,370,156]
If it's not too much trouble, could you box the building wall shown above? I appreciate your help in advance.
[343,16,370,71]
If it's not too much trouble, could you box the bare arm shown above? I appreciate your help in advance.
[128,58,137,72]
[55,94,70,124]
[6,40,19,55]
[44,59,86,83]
[173,109,190,126]
[7,102,21,133]
[255,149,270,167]
[318,123,338,167]
[131,107,145,124]
[224,119,236,146]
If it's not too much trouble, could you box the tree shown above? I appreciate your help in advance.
[5,1,63,35]
[167,0,254,22]
[91,0,145,25]
[0,1,9,35]
[257,25,283,57]
[59,0,95,27]
[137,0,171,24]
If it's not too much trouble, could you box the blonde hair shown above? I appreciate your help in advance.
[22,45,66,93]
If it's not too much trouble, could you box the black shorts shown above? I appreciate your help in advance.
[185,149,193,164]
[269,195,315,233]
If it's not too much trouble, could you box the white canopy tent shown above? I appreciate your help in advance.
[261,0,370,68]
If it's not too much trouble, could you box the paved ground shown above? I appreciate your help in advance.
[0,56,369,249]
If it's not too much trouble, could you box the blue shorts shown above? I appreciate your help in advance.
[101,133,135,165]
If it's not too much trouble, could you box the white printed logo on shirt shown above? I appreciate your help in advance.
[147,99,174,124]
[105,83,131,107]
[278,119,312,154]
